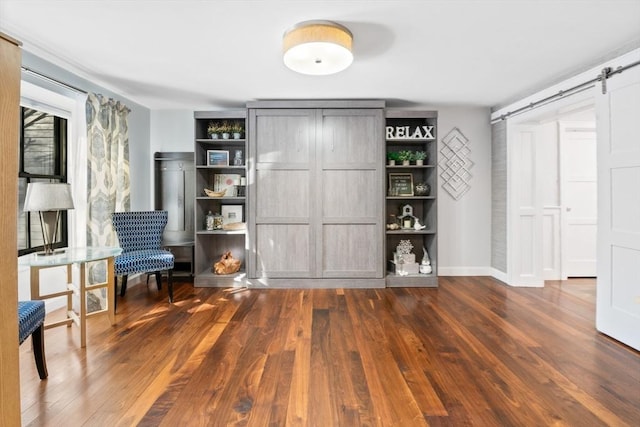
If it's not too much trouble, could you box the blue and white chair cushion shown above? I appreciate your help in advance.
[114,249,174,276]
[18,300,45,345]
[18,300,48,379]
[112,211,175,304]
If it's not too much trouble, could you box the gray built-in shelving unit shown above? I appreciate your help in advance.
[193,111,248,287]
[385,110,438,287]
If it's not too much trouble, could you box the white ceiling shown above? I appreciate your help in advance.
[2,0,640,110]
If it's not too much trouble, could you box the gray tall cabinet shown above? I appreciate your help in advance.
[247,101,386,287]
[154,152,195,276]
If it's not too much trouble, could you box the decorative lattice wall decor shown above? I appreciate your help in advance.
[439,127,473,200]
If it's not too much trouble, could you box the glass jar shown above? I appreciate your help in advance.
[205,211,215,231]
[213,213,224,230]
[414,182,430,196]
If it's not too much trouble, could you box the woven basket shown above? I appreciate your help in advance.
[203,188,226,197]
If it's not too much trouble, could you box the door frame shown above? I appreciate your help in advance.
[504,94,595,286]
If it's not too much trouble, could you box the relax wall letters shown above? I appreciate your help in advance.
[386,125,435,140]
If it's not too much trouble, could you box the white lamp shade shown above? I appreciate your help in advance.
[23,182,75,212]
[283,20,353,75]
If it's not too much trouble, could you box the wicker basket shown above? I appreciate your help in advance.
[203,188,226,197]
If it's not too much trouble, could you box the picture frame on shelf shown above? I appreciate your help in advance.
[213,173,241,197]
[221,205,243,224]
[207,150,229,166]
[389,173,414,196]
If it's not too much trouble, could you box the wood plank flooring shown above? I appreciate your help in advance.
[19,277,640,426]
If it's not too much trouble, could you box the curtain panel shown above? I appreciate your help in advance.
[86,93,131,248]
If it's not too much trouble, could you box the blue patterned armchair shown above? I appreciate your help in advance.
[111,211,175,304]
[18,300,48,379]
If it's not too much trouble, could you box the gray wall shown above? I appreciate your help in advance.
[491,120,507,273]
[435,106,492,274]
[21,51,152,211]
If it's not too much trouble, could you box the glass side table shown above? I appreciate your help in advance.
[19,247,122,348]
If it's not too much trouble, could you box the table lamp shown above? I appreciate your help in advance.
[23,182,75,256]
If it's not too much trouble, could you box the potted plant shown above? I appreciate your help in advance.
[207,121,221,139]
[414,150,428,166]
[219,121,232,139]
[397,150,412,166]
[387,151,400,166]
[231,122,244,139]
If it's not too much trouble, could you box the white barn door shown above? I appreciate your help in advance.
[508,125,544,286]
[595,66,640,351]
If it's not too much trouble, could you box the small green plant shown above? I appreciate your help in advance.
[219,121,232,134]
[414,151,428,161]
[231,122,244,134]
[207,121,221,135]
[397,150,413,162]
[387,151,400,161]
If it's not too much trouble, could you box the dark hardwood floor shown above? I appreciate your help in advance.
[19,277,640,426]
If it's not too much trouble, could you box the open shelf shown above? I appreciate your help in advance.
[385,110,438,287]
[194,111,249,288]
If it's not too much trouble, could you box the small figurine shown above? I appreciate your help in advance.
[413,219,427,231]
[420,246,432,274]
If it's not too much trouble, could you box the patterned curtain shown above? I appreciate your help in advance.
[86,93,131,247]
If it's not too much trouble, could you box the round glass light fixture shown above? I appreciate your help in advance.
[283,20,353,75]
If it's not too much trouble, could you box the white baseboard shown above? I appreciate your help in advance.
[489,268,544,287]
[438,266,493,276]
[490,268,508,284]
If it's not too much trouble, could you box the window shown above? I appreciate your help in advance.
[18,107,68,255]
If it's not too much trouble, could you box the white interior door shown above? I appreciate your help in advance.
[595,65,640,351]
[507,125,544,286]
[560,122,597,277]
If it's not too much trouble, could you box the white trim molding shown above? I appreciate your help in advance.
[438,266,493,276]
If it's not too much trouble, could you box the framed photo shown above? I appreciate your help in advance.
[213,173,241,197]
[221,205,243,224]
[207,150,229,166]
[389,173,414,196]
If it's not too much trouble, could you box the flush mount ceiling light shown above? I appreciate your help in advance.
[283,20,353,75]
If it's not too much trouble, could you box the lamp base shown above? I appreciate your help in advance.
[34,248,67,257]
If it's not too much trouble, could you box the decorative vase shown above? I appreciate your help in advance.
[222,132,230,139]
[414,182,430,196]
[210,133,219,139]
[416,159,424,166]
[233,150,243,166]
[388,159,396,166]
[402,160,410,166]
[233,132,242,139]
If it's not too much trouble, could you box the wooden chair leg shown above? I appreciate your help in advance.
[120,275,129,297]
[168,269,174,303]
[31,324,48,380]
[155,271,162,291]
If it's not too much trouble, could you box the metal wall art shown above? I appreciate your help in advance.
[439,127,473,200]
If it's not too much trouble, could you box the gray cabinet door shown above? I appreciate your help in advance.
[250,109,316,278]
[319,109,383,277]
[155,154,195,245]
[249,107,383,279]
